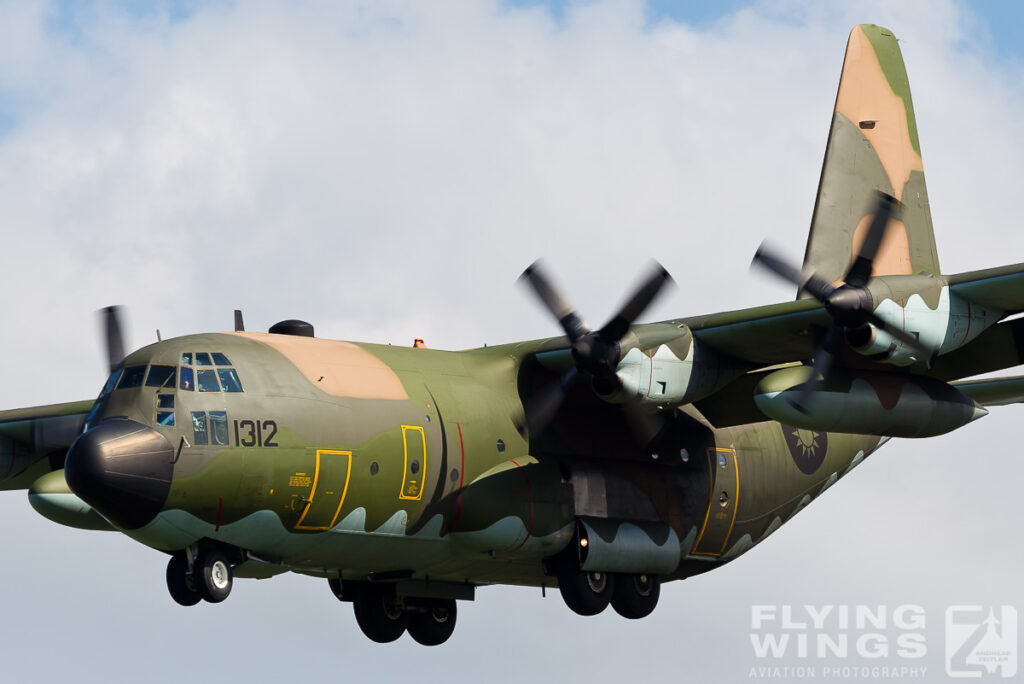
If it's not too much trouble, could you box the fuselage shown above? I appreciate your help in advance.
[72,328,884,588]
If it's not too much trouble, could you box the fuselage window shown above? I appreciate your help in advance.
[180,367,195,391]
[157,411,175,426]
[181,352,193,365]
[209,411,229,445]
[212,353,231,366]
[146,365,177,388]
[196,353,214,366]
[191,411,208,445]
[197,369,221,392]
[117,365,147,389]
[217,369,243,392]
[157,394,174,409]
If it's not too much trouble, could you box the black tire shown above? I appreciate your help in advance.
[352,585,408,643]
[558,570,614,616]
[165,553,201,607]
[611,573,660,619]
[196,549,233,603]
[407,600,457,646]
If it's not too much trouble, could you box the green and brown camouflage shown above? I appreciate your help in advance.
[803,24,940,286]
[2,24,1024,644]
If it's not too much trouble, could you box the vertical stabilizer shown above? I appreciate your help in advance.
[801,24,939,291]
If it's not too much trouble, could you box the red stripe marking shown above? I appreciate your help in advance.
[215,497,223,532]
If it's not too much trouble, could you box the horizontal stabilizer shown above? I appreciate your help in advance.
[952,375,1024,407]
[948,263,1024,314]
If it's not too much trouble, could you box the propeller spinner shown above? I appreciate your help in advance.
[518,260,673,439]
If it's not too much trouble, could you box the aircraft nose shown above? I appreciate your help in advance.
[65,418,174,530]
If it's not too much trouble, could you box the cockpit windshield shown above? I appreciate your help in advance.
[179,352,243,393]
[117,365,146,389]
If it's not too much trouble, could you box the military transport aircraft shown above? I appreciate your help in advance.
[3,24,1023,646]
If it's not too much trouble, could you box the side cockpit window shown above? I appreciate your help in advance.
[191,411,208,445]
[192,410,228,446]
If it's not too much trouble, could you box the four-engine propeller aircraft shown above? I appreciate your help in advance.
[3,24,1024,646]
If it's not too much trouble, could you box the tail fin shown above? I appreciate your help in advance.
[801,24,940,290]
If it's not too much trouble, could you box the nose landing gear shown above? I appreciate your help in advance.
[165,546,235,606]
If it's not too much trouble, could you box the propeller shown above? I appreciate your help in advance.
[752,191,928,412]
[518,260,674,438]
[101,305,126,373]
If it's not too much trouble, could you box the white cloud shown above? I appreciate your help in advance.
[0,1,1022,680]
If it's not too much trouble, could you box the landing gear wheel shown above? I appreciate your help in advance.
[611,573,660,619]
[558,569,614,616]
[353,585,408,643]
[407,600,457,646]
[165,553,201,606]
[196,549,233,603]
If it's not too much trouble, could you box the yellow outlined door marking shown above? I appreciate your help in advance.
[399,425,426,501]
[691,447,740,557]
[294,450,352,531]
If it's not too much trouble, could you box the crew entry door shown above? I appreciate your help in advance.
[691,447,739,556]
[294,449,352,530]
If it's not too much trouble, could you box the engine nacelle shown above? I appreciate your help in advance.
[613,327,741,407]
[754,366,987,438]
[851,286,1001,367]
[28,469,114,531]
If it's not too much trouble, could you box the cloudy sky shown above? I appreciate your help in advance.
[0,1,1021,681]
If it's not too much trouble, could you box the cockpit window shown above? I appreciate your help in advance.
[146,365,176,388]
[197,369,220,392]
[191,411,208,445]
[212,353,232,366]
[101,368,122,397]
[181,352,193,366]
[209,411,229,445]
[180,367,195,391]
[117,365,147,389]
[217,369,243,392]
[196,352,214,366]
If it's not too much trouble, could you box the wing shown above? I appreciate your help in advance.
[0,400,92,491]
[680,263,1024,375]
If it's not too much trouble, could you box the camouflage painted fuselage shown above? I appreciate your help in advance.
[80,329,881,588]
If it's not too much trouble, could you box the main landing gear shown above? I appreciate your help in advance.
[556,567,661,619]
[330,579,459,646]
[165,547,235,606]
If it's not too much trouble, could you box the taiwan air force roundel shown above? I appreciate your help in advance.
[782,425,827,474]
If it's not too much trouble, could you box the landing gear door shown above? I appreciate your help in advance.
[691,447,739,557]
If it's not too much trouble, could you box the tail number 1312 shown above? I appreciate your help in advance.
[234,419,278,447]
